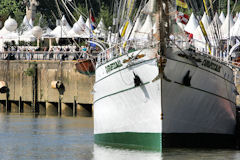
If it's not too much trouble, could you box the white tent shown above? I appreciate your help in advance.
[85,18,90,29]
[207,13,222,44]
[29,19,33,28]
[184,13,198,34]
[61,15,71,30]
[219,11,226,24]
[234,12,239,22]
[50,25,71,38]
[220,13,234,39]
[20,16,33,32]
[201,12,211,30]
[19,29,36,42]
[193,13,210,51]
[130,17,142,39]
[231,14,240,37]
[134,15,153,39]
[95,18,107,38]
[78,15,85,24]
[43,27,52,34]
[0,27,18,39]
[0,27,19,51]
[68,15,91,38]
[141,0,156,14]
[49,15,72,38]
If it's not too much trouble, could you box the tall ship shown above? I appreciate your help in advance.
[93,0,238,150]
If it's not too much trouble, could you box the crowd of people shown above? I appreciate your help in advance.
[2,41,95,61]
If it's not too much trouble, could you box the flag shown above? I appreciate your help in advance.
[89,9,96,30]
[176,0,188,9]
[176,11,189,25]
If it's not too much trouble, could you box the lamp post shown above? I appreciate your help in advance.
[32,26,43,48]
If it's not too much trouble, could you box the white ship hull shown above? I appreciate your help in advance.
[94,47,237,150]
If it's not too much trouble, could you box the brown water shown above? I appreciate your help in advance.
[0,113,240,160]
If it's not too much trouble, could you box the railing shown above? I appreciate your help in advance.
[0,51,91,61]
[97,40,159,66]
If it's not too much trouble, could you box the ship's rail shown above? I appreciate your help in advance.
[97,40,159,66]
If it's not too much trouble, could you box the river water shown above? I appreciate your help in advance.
[1,113,240,160]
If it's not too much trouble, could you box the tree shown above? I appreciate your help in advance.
[97,3,113,28]
[0,0,25,25]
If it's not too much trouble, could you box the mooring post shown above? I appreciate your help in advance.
[19,96,22,113]
[5,93,8,113]
[32,63,38,114]
[73,96,76,117]
[58,96,61,116]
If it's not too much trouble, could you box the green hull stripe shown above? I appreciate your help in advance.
[94,132,161,151]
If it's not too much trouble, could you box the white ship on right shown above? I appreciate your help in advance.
[93,0,239,150]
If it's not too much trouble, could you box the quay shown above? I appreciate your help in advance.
[0,58,94,117]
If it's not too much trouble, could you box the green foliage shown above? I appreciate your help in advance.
[25,62,37,77]
[97,3,113,29]
[24,67,35,77]
[73,2,88,20]
[0,0,25,24]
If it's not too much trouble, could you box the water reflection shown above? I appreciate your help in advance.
[1,113,240,160]
[92,144,162,160]
[0,114,93,160]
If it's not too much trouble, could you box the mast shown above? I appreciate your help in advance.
[157,0,167,56]
[227,0,230,58]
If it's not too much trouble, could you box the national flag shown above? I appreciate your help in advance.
[176,11,189,25]
[176,0,188,9]
[89,9,96,30]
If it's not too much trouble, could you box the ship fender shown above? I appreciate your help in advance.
[182,70,192,86]
[0,81,8,93]
[51,81,64,89]
[133,72,143,87]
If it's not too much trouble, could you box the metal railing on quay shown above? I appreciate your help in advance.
[0,51,92,61]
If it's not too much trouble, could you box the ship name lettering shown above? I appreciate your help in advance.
[202,60,221,72]
[105,60,123,73]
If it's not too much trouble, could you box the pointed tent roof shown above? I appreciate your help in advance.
[193,13,211,50]
[78,15,85,24]
[61,15,71,30]
[29,18,33,28]
[201,12,210,29]
[50,25,71,38]
[130,17,142,39]
[45,27,52,34]
[220,13,234,39]
[234,12,239,22]
[193,12,209,41]
[207,13,222,36]
[97,18,106,30]
[136,15,153,39]
[141,0,156,14]
[212,12,222,26]
[85,18,90,29]
[19,29,36,42]
[20,15,32,31]
[219,11,226,24]
[48,15,72,38]
[231,14,240,37]
[184,13,198,34]
[68,16,90,38]
[95,18,107,38]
